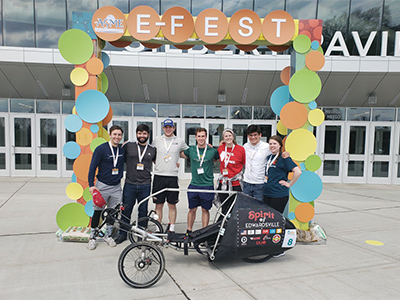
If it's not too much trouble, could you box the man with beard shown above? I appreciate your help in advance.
[115,124,156,244]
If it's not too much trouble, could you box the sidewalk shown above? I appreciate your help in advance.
[0,178,399,299]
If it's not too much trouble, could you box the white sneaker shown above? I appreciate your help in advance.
[87,239,97,250]
[273,252,285,258]
[104,236,116,247]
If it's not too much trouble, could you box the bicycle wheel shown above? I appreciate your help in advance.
[242,254,273,263]
[118,242,165,288]
[128,217,163,244]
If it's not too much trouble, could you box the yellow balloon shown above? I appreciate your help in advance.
[277,121,287,135]
[70,68,89,86]
[285,129,317,161]
[308,109,325,126]
[65,182,83,200]
[76,128,93,146]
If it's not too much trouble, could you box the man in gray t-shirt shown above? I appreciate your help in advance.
[115,124,156,244]
[152,119,189,232]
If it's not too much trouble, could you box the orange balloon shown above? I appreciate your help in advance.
[268,45,290,52]
[280,102,308,130]
[109,41,132,48]
[295,203,315,223]
[141,42,162,49]
[174,44,194,50]
[102,105,113,126]
[263,11,295,45]
[205,44,227,51]
[306,51,325,71]
[280,66,291,85]
[73,154,93,182]
[236,44,258,52]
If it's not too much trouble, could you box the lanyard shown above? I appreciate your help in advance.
[163,137,174,155]
[196,146,207,167]
[137,142,148,163]
[224,144,235,168]
[249,143,260,160]
[108,142,119,168]
[266,153,279,175]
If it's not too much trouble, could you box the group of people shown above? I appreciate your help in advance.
[86,120,301,250]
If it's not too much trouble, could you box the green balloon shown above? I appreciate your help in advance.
[289,69,321,103]
[101,72,109,94]
[58,29,93,65]
[293,35,311,54]
[83,187,92,202]
[90,137,107,153]
[305,154,322,171]
[56,203,90,231]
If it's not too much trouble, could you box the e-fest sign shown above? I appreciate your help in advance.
[56,6,324,233]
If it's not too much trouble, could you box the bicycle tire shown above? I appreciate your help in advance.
[118,242,165,288]
[128,217,163,244]
[242,254,273,263]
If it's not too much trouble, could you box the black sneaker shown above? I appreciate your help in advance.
[115,235,127,245]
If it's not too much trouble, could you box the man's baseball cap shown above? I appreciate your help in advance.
[163,119,174,127]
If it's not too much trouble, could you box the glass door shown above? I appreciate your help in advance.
[393,124,400,184]
[367,123,394,184]
[111,117,133,143]
[61,115,74,178]
[10,115,36,176]
[343,123,370,183]
[0,114,9,176]
[36,115,61,177]
[135,118,156,145]
[317,122,345,183]
[181,120,204,179]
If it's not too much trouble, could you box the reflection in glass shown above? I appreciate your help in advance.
[254,107,276,120]
[0,117,5,147]
[14,118,32,147]
[323,107,346,120]
[130,0,160,13]
[324,126,341,154]
[206,106,228,119]
[66,158,74,171]
[0,3,2,45]
[3,0,35,47]
[15,154,32,170]
[112,121,129,142]
[10,99,34,113]
[254,0,284,17]
[35,0,66,48]
[259,125,272,143]
[230,107,252,119]
[347,108,371,121]
[348,161,364,177]
[137,121,153,144]
[323,160,340,176]
[373,126,390,155]
[372,162,389,177]
[99,0,129,13]
[372,108,396,121]
[0,99,8,112]
[62,101,75,114]
[40,119,57,148]
[134,103,156,117]
[232,124,248,146]
[208,123,224,173]
[161,0,190,14]
[111,103,132,116]
[66,130,75,143]
[158,104,180,118]
[287,0,318,19]
[37,100,60,114]
[67,0,97,29]
[41,154,57,170]
[184,123,201,173]
[0,153,5,169]
[182,105,204,118]
[192,0,222,16]
[349,126,366,154]
[223,0,253,17]
[384,0,400,56]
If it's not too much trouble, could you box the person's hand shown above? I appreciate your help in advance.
[219,141,225,147]
[176,163,180,168]
[89,186,99,195]
[279,180,290,188]
[281,151,290,159]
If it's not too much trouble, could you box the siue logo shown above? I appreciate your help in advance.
[94,14,124,33]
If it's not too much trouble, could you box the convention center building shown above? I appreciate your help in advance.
[0,0,400,184]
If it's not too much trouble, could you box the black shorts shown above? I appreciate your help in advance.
[152,175,179,205]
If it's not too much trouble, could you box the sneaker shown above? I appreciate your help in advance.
[104,236,117,247]
[87,239,97,250]
[115,235,127,245]
[273,252,285,258]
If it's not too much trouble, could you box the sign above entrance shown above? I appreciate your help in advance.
[91,6,312,47]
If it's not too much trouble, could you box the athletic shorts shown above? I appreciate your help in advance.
[152,175,179,205]
[187,184,214,210]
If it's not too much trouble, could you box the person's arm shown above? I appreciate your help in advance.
[281,151,290,159]
[180,151,187,158]
[88,147,102,194]
[213,148,220,162]
[279,166,301,188]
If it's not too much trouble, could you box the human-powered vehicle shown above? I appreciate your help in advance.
[96,189,297,288]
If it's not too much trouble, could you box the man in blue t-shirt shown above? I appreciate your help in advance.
[182,128,219,232]
[87,125,125,250]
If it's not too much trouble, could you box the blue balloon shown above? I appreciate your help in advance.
[71,173,77,183]
[311,40,320,50]
[63,141,81,159]
[76,90,110,124]
[101,52,110,69]
[64,114,82,133]
[270,86,290,116]
[291,171,323,203]
[84,200,94,217]
[308,101,317,110]
[90,124,99,133]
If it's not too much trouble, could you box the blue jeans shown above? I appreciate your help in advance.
[120,183,151,237]
[243,182,264,202]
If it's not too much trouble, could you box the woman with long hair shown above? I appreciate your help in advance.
[263,135,301,214]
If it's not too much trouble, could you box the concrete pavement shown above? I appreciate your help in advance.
[0,178,399,299]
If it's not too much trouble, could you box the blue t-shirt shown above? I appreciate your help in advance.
[88,142,125,187]
[263,154,297,198]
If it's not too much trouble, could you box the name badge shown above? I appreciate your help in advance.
[112,168,119,175]
[222,169,228,176]
[137,163,144,170]
[164,155,172,162]
[197,167,204,174]
[264,176,268,183]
